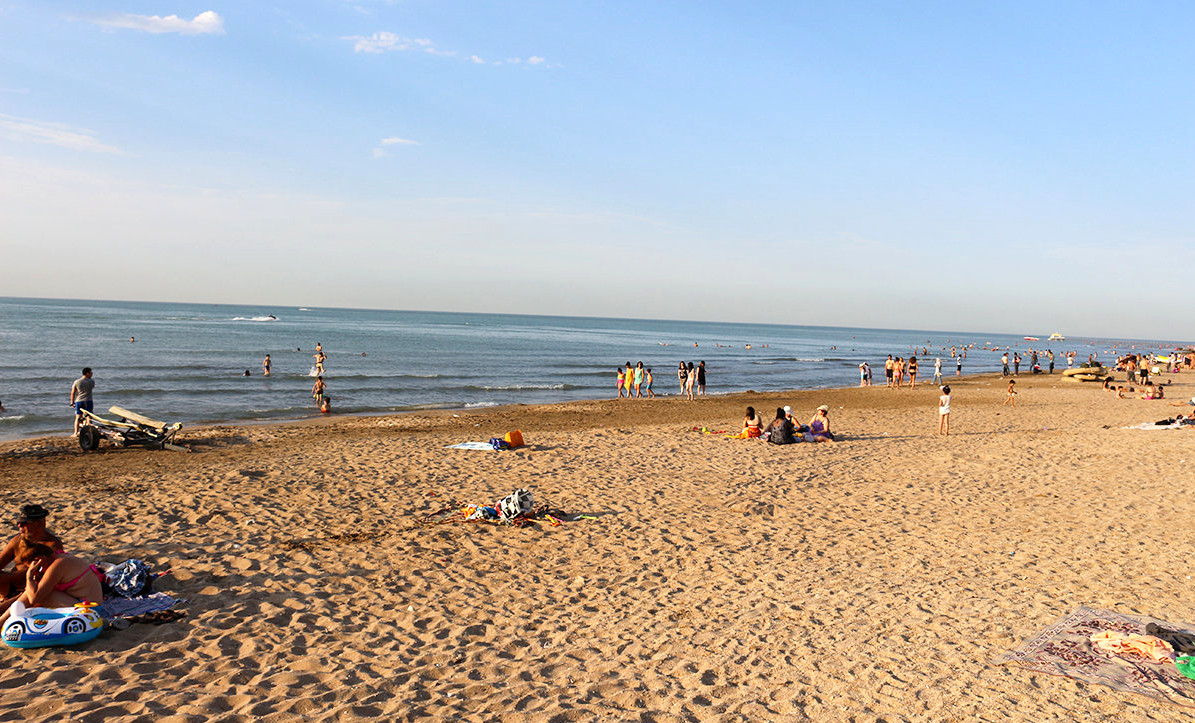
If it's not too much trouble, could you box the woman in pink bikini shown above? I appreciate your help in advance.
[0,542,103,621]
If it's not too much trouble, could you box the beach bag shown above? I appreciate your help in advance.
[503,430,525,448]
[489,437,510,450]
[104,559,153,598]
[495,488,534,521]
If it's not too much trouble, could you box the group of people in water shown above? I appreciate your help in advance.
[729,404,836,444]
[0,504,101,626]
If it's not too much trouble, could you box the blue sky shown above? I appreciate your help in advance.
[2,1,1192,338]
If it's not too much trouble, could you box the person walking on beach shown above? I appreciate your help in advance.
[938,385,951,436]
[633,362,645,398]
[616,367,626,398]
[262,354,271,377]
[859,362,870,387]
[956,354,963,377]
[1003,379,1016,406]
[1048,350,1055,374]
[311,376,326,405]
[885,356,894,387]
[69,367,95,437]
[677,362,687,395]
[685,362,696,400]
[697,361,707,395]
[907,356,919,388]
[933,357,943,385]
[645,368,655,398]
[1013,352,1021,375]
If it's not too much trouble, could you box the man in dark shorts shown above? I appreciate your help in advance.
[697,361,707,395]
[885,355,895,386]
[0,504,65,597]
[70,367,95,437]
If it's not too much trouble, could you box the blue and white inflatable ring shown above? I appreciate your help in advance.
[2,601,104,648]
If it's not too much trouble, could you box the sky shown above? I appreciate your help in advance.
[1,1,1193,338]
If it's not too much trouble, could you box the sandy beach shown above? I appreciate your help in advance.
[3,370,1195,722]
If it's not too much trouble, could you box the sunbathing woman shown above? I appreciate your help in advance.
[805,405,836,442]
[0,542,103,622]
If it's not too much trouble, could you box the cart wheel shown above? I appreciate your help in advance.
[78,426,100,451]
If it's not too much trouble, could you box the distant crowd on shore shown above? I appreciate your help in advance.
[615,361,710,400]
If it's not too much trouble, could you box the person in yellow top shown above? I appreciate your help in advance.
[616,367,626,398]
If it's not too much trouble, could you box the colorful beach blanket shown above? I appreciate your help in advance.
[446,442,496,451]
[995,606,1195,708]
[97,592,183,621]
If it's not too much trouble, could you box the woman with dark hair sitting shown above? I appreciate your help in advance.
[763,407,797,445]
[727,406,764,438]
[0,541,103,622]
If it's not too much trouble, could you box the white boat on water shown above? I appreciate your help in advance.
[1048,333,1066,341]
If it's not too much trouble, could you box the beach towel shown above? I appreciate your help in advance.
[995,606,1195,707]
[446,442,497,450]
[97,592,182,621]
[1123,422,1189,430]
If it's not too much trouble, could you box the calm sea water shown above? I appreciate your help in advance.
[0,297,1174,440]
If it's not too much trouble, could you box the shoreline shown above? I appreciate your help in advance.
[0,371,1015,451]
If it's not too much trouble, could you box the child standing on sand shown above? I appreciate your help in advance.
[645,368,655,398]
[938,385,951,436]
[1003,379,1016,406]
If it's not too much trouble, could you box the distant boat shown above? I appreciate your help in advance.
[1048,332,1066,341]
[1024,336,1040,342]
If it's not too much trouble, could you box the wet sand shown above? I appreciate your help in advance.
[2,370,1195,722]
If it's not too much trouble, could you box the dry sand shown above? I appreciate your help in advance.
[2,371,1195,722]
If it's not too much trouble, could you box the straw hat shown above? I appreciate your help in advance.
[816,404,830,412]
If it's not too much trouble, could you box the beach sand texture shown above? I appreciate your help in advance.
[2,372,1194,722]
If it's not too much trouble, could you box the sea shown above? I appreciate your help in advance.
[0,297,1178,441]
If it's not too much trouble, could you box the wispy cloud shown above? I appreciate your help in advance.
[372,136,419,157]
[0,114,122,154]
[343,32,553,67]
[90,10,225,35]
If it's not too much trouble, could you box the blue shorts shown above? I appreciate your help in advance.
[74,400,93,415]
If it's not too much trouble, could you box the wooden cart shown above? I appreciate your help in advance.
[78,406,188,452]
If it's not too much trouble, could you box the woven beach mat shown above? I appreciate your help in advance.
[995,606,1195,708]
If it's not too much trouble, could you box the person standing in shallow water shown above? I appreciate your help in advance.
[697,361,707,395]
[262,354,271,376]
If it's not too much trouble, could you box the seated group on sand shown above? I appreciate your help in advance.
[729,405,836,443]
[0,505,102,625]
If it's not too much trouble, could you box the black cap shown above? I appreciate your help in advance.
[17,504,48,523]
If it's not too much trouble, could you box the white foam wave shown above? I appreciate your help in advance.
[464,402,499,408]
[232,316,278,322]
[0,415,27,422]
[481,384,564,390]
